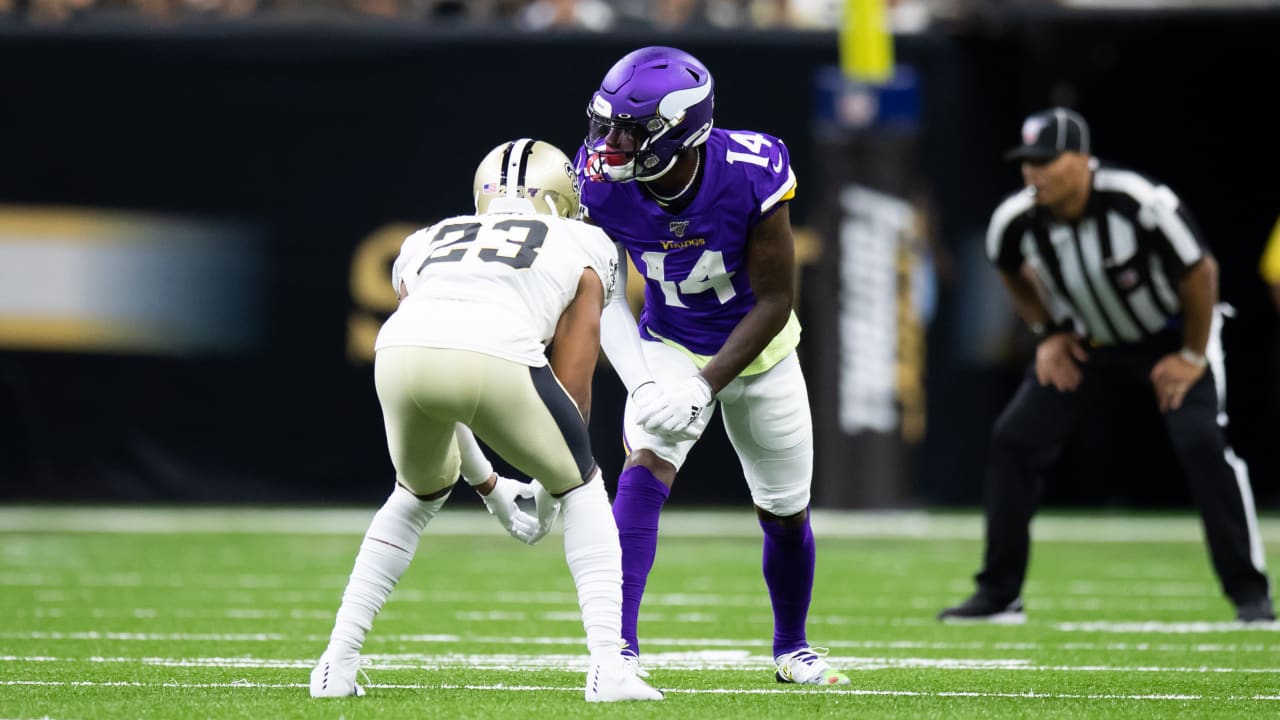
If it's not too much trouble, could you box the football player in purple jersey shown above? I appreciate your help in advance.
[575,46,850,686]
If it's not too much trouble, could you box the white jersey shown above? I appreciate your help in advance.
[375,212,619,367]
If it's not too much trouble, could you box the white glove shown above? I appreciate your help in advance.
[631,381,670,429]
[639,374,713,440]
[528,479,561,542]
[480,476,543,546]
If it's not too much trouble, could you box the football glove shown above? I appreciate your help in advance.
[639,374,713,441]
[528,479,561,542]
[630,381,669,429]
[481,476,543,546]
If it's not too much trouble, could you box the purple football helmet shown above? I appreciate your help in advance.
[583,46,715,183]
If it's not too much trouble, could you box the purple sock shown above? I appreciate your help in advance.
[611,465,670,656]
[760,510,815,657]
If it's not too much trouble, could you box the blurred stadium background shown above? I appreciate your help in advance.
[5,3,1280,718]
[1,0,1278,512]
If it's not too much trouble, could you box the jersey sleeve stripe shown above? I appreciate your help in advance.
[760,167,797,214]
[1095,168,1202,266]
[1159,206,1204,265]
[986,190,1034,263]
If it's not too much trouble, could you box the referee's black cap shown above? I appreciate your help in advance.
[1004,107,1091,162]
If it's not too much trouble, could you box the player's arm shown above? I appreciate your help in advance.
[989,209,1085,391]
[592,236,675,428]
[1144,190,1214,411]
[1148,254,1215,412]
[549,268,605,423]
[580,219,667,418]
[998,266,1053,329]
[698,203,795,393]
[1175,255,1216,360]
[392,227,434,301]
[599,242,656,392]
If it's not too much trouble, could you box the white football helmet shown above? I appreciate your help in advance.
[473,139,580,218]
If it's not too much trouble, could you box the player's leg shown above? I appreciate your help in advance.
[719,353,845,685]
[949,362,1091,621]
[467,360,618,655]
[611,340,709,660]
[312,347,470,697]
[1163,358,1271,620]
[466,359,660,700]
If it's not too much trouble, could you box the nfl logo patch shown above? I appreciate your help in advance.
[668,220,689,238]
[1022,117,1049,145]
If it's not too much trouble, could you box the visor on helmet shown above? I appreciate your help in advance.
[584,108,673,182]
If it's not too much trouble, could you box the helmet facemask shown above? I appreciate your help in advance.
[584,111,662,182]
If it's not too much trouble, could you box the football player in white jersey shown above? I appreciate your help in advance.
[310,139,662,703]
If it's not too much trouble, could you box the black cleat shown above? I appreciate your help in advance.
[1236,597,1276,623]
[938,594,1026,624]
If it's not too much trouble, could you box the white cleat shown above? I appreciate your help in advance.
[309,649,366,697]
[774,646,850,686]
[585,658,664,702]
[620,649,651,679]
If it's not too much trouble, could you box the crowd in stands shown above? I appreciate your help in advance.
[0,0,952,30]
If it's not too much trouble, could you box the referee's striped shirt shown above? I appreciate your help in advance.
[986,164,1208,346]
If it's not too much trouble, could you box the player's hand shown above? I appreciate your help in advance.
[1150,352,1206,413]
[479,476,542,546]
[1035,332,1088,392]
[631,381,670,428]
[639,374,713,440]
[527,479,561,543]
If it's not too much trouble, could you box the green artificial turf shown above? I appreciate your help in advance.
[1,506,1277,719]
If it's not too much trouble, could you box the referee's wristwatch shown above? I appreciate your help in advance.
[1030,318,1074,341]
[1178,347,1208,369]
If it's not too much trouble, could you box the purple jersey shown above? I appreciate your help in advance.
[576,128,796,356]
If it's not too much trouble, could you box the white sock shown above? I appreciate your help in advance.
[560,472,623,661]
[327,484,448,656]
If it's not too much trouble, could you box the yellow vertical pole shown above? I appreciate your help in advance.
[840,0,893,82]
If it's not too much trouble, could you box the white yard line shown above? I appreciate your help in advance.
[6,630,1280,649]
[4,652,1280,674]
[1056,621,1280,633]
[1,679,1277,702]
[0,632,292,641]
[0,507,1276,543]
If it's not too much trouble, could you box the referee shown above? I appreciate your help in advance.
[939,108,1274,623]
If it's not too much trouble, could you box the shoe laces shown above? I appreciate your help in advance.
[620,649,650,678]
[781,646,830,666]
